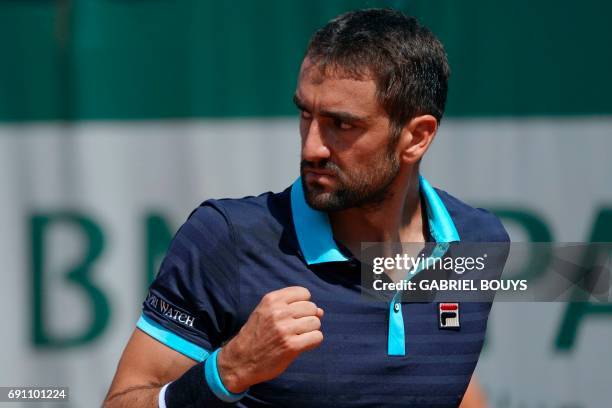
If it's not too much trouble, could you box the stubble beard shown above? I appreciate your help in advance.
[301,142,400,212]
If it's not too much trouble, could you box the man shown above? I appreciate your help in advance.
[105,8,508,407]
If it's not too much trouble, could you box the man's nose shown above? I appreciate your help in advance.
[301,119,331,163]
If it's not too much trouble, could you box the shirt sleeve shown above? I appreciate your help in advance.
[137,201,240,362]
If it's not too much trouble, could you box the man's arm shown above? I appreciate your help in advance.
[459,375,488,408]
[103,329,196,407]
[105,286,324,407]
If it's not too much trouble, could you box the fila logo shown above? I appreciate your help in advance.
[439,303,460,330]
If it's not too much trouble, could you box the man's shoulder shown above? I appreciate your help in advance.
[434,187,510,243]
[189,187,292,233]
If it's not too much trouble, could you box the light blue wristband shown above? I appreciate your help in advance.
[204,348,248,403]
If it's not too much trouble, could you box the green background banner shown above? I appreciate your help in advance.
[1,0,611,121]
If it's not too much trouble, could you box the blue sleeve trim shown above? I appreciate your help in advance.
[204,348,248,403]
[136,314,210,362]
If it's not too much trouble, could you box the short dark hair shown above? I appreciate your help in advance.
[306,8,450,137]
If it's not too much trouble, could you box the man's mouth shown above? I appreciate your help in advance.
[302,168,335,177]
[302,169,336,186]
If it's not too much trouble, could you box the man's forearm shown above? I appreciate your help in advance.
[107,361,242,408]
[103,385,161,408]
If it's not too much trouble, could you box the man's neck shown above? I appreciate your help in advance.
[328,170,428,257]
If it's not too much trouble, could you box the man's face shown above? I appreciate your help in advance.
[295,57,401,211]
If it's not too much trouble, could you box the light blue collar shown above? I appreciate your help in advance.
[290,175,460,265]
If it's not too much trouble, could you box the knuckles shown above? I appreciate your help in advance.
[280,336,298,352]
[271,321,291,338]
[271,308,287,320]
[262,287,312,306]
[261,292,278,306]
[249,287,323,356]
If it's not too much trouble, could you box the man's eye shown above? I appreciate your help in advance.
[334,118,353,130]
[300,110,312,120]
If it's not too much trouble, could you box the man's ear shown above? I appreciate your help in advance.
[399,115,438,164]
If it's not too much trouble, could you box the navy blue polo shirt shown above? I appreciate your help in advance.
[138,175,509,407]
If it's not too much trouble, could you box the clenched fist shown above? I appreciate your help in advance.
[217,286,324,393]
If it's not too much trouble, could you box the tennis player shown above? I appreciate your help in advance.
[105,8,507,407]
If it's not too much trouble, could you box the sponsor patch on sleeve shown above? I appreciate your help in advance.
[145,292,196,328]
